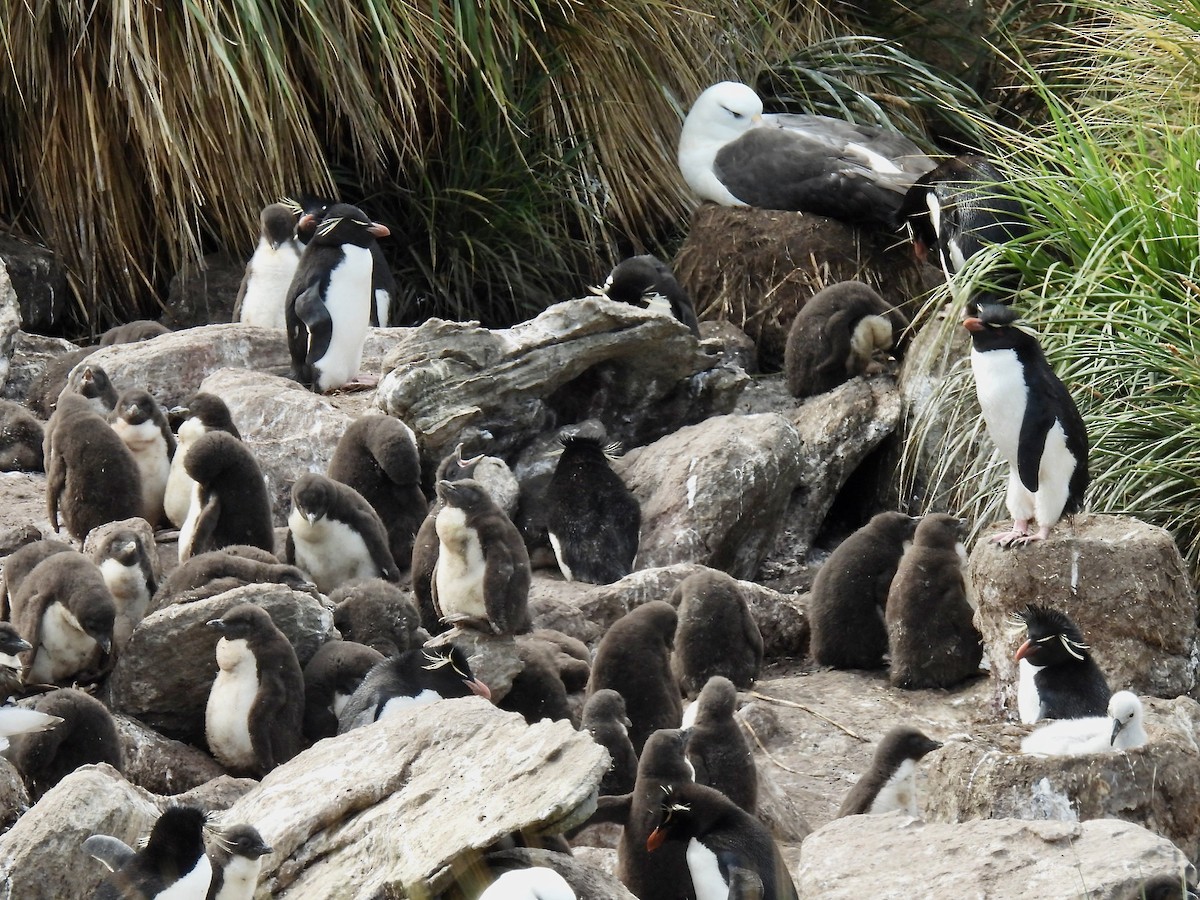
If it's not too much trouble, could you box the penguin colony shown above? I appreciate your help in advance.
[0,84,1181,899]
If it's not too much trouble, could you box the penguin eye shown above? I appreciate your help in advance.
[352,219,372,227]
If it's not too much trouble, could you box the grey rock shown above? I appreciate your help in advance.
[0,755,28,834]
[81,323,292,409]
[425,627,525,703]
[1,332,77,406]
[225,700,607,898]
[482,848,639,900]
[163,251,244,330]
[798,813,1189,900]
[199,367,354,523]
[373,298,745,469]
[0,235,67,335]
[923,696,1200,861]
[970,514,1198,712]
[0,259,22,395]
[113,713,227,796]
[106,583,335,744]
[619,413,803,579]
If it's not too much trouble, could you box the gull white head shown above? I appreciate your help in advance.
[678,81,764,204]
[1108,690,1147,750]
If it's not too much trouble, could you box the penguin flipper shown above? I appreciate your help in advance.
[83,834,136,872]
[251,668,297,771]
[343,510,401,582]
[1016,405,1055,493]
[587,791,633,827]
[284,530,297,566]
[45,449,65,532]
[190,494,222,558]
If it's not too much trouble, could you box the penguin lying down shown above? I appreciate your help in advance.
[1021,690,1148,756]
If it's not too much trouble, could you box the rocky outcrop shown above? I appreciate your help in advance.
[1,331,77,405]
[198,367,354,522]
[373,298,746,469]
[0,235,68,336]
[799,813,1190,899]
[0,258,23,395]
[923,696,1200,860]
[971,514,1199,710]
[106,584,334,744]
[224,699,607,898]
[114,714,228,796]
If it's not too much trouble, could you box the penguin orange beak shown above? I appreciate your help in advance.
[646,827,668,852]
[467,677,491,701]
[1014,638,1033,662]
[298,213,317,230]
[368,222,390,238]
[963,317,984,332]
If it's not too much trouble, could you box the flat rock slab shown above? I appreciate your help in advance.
[923,696,1200,860]
[224,699,607,898]
[971,514,1199,710]
[799,813,1189,899]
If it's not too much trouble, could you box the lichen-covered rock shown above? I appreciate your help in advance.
[970,514,1199,712]
[225,699,607,898]
[799,813,1189,900]
[923,696,1200,859]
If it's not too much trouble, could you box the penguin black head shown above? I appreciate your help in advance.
[75,589,116,656]
[582,688,632,729]
[0,621,32,657]
[281,194,331,245]
[75,364,118,410]
[291,473,335,524]
[411,645,492,700]
[207,603,274,642]
[593,255,671,306]
[637,727,692,781]
[962,302,1025,347]
[112,389,162,428]
[691,675,738,725]
[142,805,208,865]
[435,478,493,513]
[305,203,389,248]
[645,783,695,852]
[1015,605,1093,668]
[913,513,966,549]
[874,726,942,769]
[210,823,273,860]
[170,392,241,439]
[259,203,300,251]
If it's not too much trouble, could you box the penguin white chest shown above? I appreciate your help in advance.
[971,347,1028,465]
[868,759,918,816]
[158,854,214,900]
[206,637,260,770]
[178,481,205,562]
[685,838,730,900]
[240,240,301,330]
[99,557,150,650]
[288,510,377,594]
[1017,658,1044,724]
[379,689,443,720]
[112,419,170,523]
[312,244,372,391]
[211,855,264,900]
[164,419,205,528]
[433,507,488,621]
[31,602,99,683]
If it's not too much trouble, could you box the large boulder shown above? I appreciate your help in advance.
[106,584,334,744]
[114,714,228,796]
[0,257,23,394]
[798,813,1189,899]
[82,323,291,408]
[225,699,607,897]
[619,413,803,580]
[374,298,746,469]
[198,367,354,523]
[162,251,244,330]
[2,331,77,405]
[0,235,67,335]
[971,514,1199,710]
[923,696,1200,860]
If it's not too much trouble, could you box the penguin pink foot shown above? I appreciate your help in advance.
[328,373,380,393]
[990,520,1032,546]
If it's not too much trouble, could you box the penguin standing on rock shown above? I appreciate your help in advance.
[543,435,640,585]
[178,431,275,561]
[586,600,681,753]
[285,203,390,392]
[966,304,1089,545]
[582,689,638,796]
[784,281,909,399]
[591,255,701,336]
[808,511,918,670]
[205,823,273,900]
[285,473,400,594]
[44,394,143,541]
[10,687,123,800]
[234,202,302,330]
[327,414,428,570]
[837,726,942,817]
[164,393,241,530]
[86,525,158,653]
[885,514,982,690]
[1015,604,1111,724]
[205,603,305,777]
[432,478,532,635]
[109,389,176,527]
[670,569,763,699]
[646,781,799,900]
[89,805,211,900]
[685,676,757,814]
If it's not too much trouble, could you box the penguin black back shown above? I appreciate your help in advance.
[836,725,942,817]
[582,688,638,796]
[93,805,209,900]
[586,600,680,754]
[543,436,640,585]
[327,414,428,570]
[808,511,918,670]
[0,399,44,472]
[596,254,701,336]
[670,569,763,699]
[1016,604,1111,722]
[685,676,757,814]
[153,549,311,609]
[498,635,574,726]
[302,639,385,742]
[885,514,982,690]
[180,431,275,559]
[11,687,123,801]
[330,578,423,657]
[647,781,798,900]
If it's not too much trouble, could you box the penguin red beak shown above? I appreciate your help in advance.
[298,213,317,231]
[646,827,668,852]
[1014,638,1033,662]
[368,222,390,238]
[466,677,491,700]
[963,317,984,332]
